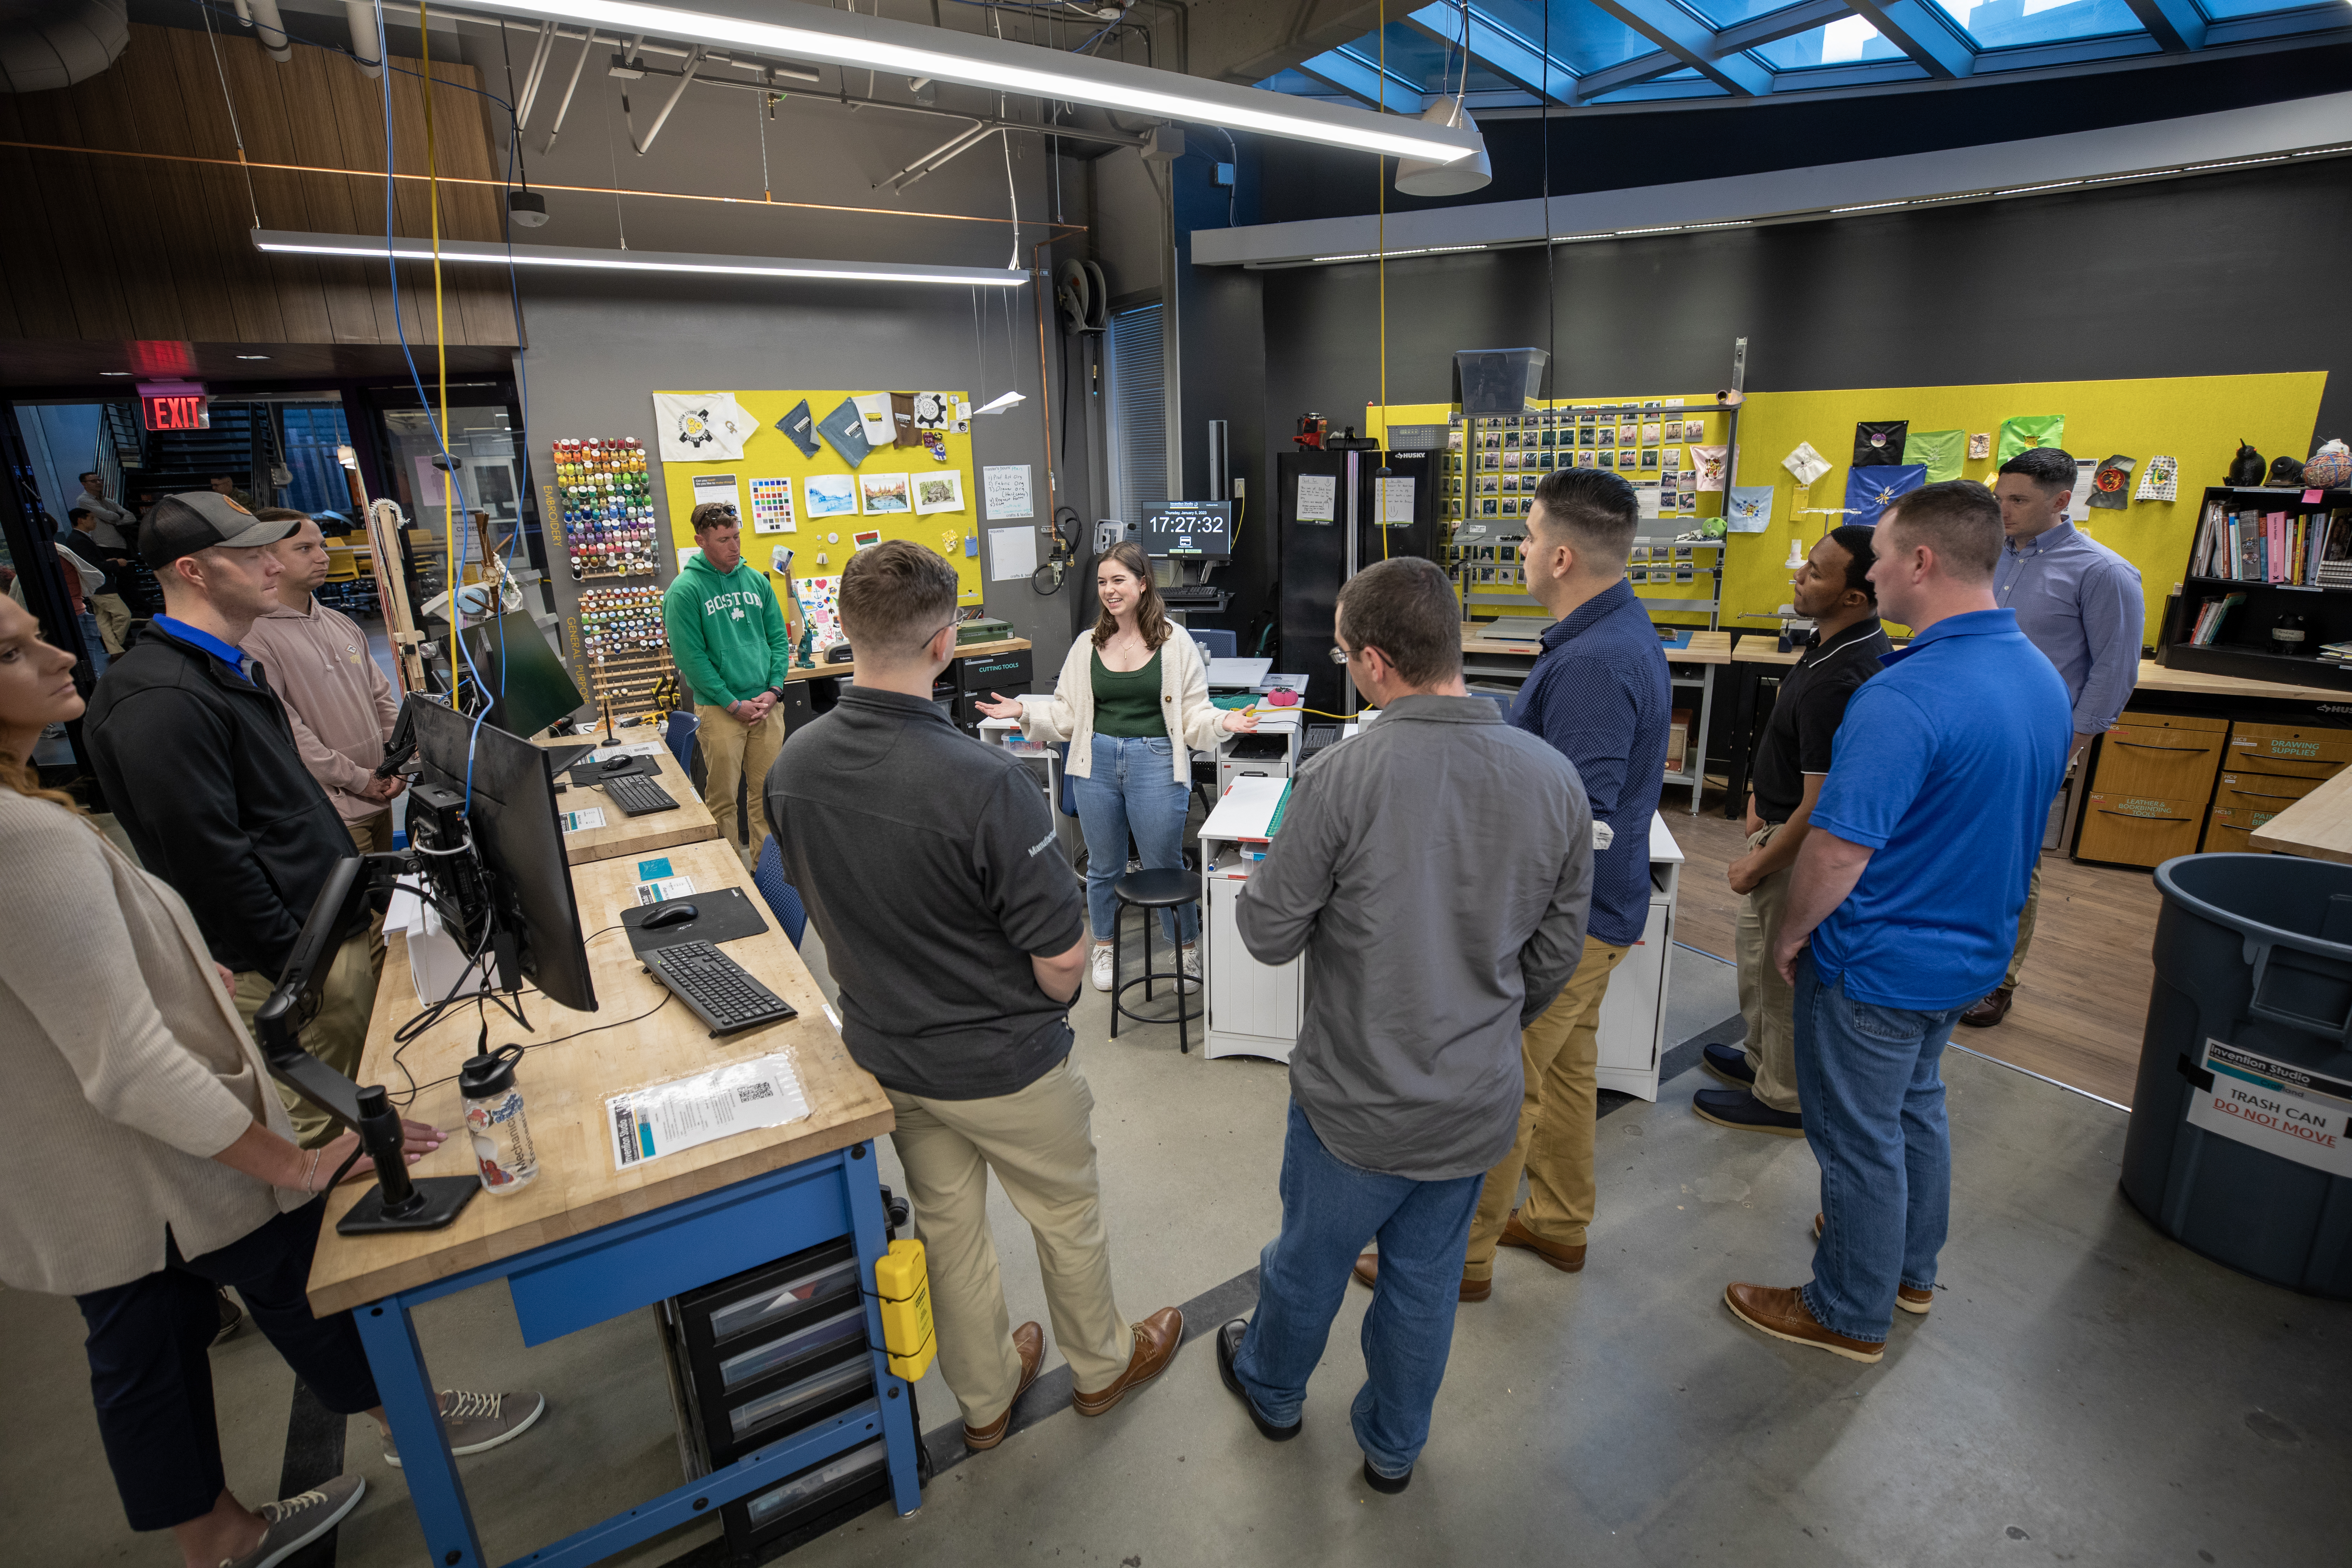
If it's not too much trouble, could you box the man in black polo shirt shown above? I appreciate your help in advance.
[764,541,1182,1455]
[1698,525,1890,1136]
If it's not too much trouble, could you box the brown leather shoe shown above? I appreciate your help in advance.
[1499,1209,1586,1273]
[961,1321,1044,1451]
[1351,1251,1491,1301]
[1813,1211,1824,1241]
[1072,1307,1182,1417]
[1723,1282,1884,1363]
[1896,1283,1933,1315]
[1959,985,2015,1028]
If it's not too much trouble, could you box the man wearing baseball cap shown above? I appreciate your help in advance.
[85,492,381,1148]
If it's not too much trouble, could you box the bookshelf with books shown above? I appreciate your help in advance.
[2157,486,2352,690]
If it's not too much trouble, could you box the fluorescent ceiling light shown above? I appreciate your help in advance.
[472,0,1481,164]
[252,229,1028,287]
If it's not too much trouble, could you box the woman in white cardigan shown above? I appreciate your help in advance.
[0,594,539,1568]
[976,542,1254,991]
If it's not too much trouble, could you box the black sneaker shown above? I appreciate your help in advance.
[1702,1043,1756,1088]
[1362,1456,1413,1493]
[1215,1319,1300,1442]
[213,1289,245,1346]
[1692,1086,1805,1138]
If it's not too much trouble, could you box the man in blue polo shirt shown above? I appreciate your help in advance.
[1423,467,1664,1296]
[1728,480,2069,1363]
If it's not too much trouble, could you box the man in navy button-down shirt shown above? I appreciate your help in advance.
[1457,467,1669,1295]
[1964,447,2144,1028]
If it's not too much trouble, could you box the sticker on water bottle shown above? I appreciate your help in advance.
[2184,1038,2352,1178]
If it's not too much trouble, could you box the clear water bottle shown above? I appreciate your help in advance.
[458,1043,538,1195]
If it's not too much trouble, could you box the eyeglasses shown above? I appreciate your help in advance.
[1327,643,1352,666]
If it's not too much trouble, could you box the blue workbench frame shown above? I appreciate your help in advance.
[350,1139,922,1567]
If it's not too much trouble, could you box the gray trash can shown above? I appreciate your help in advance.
[2121,854,2352,1296]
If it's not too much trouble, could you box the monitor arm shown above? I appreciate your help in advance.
[253,852,480,1235]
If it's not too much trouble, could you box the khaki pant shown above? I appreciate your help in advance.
[1734,821,1801,1114]
[695,702,786,860]
[2002,857,2043,990]
[234,930,383,1149]
[91,592,132,655]
[1464,936,1630,1275]
[345,810,395,856]
[884,1058,1132,1428]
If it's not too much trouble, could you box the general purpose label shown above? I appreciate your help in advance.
[2185,1038,2352,1179]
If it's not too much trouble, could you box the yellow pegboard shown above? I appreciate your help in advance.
[652,390,983,608]
[1373,371,2330,642]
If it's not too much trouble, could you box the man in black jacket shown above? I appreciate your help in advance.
[85,493,377,1148]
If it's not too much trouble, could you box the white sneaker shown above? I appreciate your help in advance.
[1090,945,1115,992]
[1180,944,1202,982]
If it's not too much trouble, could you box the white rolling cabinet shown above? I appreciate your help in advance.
[1594,816,1685,1101]
[1196,777,1301,1062]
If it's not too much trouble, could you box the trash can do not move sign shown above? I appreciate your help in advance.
[2121,853,2352,1298]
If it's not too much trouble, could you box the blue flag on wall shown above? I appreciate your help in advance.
[1844,463,1926,526]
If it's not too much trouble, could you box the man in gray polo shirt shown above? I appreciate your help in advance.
[1215,556,1593,1494]
[764,541,1182,1456]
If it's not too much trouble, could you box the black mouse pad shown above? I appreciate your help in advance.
[622,886,771,955]
[572,754,661,784]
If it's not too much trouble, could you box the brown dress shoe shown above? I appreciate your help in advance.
[1959,985,2014,1027]
[1498,1209,1586,1273]
[1351,1251,1491,1301]
[1813,1211,1824,1241]
[1072,1307,1183,1417]
[1896,1283,1933,1315]
[961,1321,1045,1451]
[1723,1282,1884,1363]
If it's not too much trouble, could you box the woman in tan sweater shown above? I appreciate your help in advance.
[0,595,535,1568]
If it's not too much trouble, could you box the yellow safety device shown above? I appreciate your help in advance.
[874,1239,937,1383]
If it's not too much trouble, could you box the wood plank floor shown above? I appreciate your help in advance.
[1668,784,2155,1107]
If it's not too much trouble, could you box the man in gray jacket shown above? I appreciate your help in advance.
[1214,556,1593,1494]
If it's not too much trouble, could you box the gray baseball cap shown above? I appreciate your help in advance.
[140,490,300,570]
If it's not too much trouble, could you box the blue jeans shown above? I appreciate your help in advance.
[1231,1101,1485,1479]
[1792,951,1965,1343]
[1071,731,1196,944]
[76,610,108,678]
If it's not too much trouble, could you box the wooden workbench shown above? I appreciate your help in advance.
[542,736,719,866]
[782,635,1030,684]
[2249,766,2352,863]
[307,836,892,1317]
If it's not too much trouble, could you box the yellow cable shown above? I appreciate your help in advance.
[421,6,456,688]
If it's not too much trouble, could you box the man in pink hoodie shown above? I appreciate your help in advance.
[240,510,405,855]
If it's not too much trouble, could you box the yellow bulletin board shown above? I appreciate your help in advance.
[1373,371,2328,644]
[652,389,984,609]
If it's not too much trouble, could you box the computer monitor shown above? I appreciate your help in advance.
[408,695,598,1013]
[455,609,586,738]
[1140,500,1233,561]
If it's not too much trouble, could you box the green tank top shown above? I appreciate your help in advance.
[1091,646,1166,738]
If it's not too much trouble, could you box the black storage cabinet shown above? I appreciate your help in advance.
[954,648,1034,735]
[657,1234,897,1559]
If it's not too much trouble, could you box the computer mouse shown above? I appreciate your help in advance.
[643,904,699,930]
[600,755,634,774]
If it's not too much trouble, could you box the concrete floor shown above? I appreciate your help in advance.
[9,904,2350,1567]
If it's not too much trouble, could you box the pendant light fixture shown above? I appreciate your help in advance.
[1394,97,1492,197]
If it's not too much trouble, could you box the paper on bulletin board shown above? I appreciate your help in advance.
[748,477,795,534]
[989,526,1038,583]
[983,464,1033,520]
[1297,474,1337,523]
[690,473,742,520]
[608,1054,812,1170]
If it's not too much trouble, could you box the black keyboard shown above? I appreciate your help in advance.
[602,773,681,817]
[1301,723,1342,760]
[1159,584,1225,605]
[645,940,799,1037]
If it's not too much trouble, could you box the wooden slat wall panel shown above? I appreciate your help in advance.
[1,24,516,349]
[0,100,78,337]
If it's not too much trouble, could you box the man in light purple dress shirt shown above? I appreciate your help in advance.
[1961,446,2144,1028]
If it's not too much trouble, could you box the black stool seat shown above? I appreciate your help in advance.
[1115,868,1200,906]
[1110,869,1203,1053]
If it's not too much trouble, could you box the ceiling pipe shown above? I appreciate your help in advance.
[542,27,598,152]
[515,19,556,122]
[247,0,293,62]
[628,41,702,154]
[0,0,128,94]
[344,1,382,76]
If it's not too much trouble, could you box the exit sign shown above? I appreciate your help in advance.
[137,380,209,432]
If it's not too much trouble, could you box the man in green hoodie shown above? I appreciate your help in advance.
[663,502,795,861]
